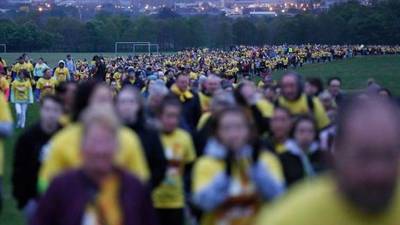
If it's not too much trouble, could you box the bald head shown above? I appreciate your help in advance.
[334,97,400,213]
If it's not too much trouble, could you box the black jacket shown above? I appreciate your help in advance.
[12,122,61,209]
[127,120,167,189]
[171,91,202,133]
[278,142,328,187]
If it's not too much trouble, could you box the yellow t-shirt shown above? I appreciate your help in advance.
[193,151,284,225]
[54,67,70,82]
[278,94,330,129]
[11,79,32,102]
[38,123,149,192]
[152,129,196,208]
[12,63,30,74]
[255,175,400,225]
[36,78,57,98]
[0,93,12,175]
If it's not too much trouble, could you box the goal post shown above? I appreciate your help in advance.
[114,42,159,55]
[0,44,6,53]
[115,42,150,54]
[150,44,160,55]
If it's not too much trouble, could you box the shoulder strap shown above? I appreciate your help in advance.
[307,95,315,113]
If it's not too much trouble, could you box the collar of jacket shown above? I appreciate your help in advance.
[204,138,252,160]
[171,84,193,102]
[285,139,319,156]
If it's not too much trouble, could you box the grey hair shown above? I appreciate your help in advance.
[210,90,236,109]
[149,82,169,97]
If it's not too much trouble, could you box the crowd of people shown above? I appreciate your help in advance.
[0,45,399,225]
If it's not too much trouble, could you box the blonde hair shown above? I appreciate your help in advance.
[80,103,120,137]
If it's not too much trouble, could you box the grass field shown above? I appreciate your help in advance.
[0,54,399,225]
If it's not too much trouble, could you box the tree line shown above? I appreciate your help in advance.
[0,0,399,52]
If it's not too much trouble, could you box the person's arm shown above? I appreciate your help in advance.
[251,152,285,200]
[192,170,230,211]
[33,66,39,77]
[28,82,34,104]
[148,133,167,189]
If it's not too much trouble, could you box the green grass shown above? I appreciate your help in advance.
[271,55,400,95]
[0,54,399,225]
[1,104,39,225]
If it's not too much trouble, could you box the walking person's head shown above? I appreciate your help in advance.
[115,86,142,125]
[39,95,63,133]
[290,116,318,151]
[175,73,190,92]
[327,77,342,97]
[43,68,52,80]
[157,95,182,134]
[333,97,400,213]
[212,107,250,152]
[270,107,292,142]
[80,104,120,183]
[72,81,113,122]
[280,72,303,101]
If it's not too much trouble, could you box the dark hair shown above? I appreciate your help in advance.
[71,80,98,122]
[328,77,342,86]
[378,88,392,97]
[233,82,248,106]
[55,81,76,96]
[289,115,318,139]
[307,77,324,96]
[19,69,30,78]
[157,94,182,116]
[175,72,189,80]
[40,95,63,107]
[43,68,51,75]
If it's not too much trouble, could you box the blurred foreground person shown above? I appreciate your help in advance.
[279,116,328,187]
[0,90,12,213]
[192,107,284,225]
[256,97,400,225]
[12,96,63,219]
[152,95,196,225]
[38,82,149,193]
[269,107,292,154]
[116,86,167,189]
[31,105,157,225]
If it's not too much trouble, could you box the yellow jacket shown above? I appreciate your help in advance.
[38,123,149,192]
[192,139,284,225]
